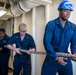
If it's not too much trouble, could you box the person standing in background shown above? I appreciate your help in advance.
[41,0,76,75]
[0,28,10,75]
[7,23,36,75]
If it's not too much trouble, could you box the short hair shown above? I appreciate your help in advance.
[18,23,27,31]
[0,28,5,32]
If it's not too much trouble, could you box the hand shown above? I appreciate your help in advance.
[55,57,67,66]
[71,54,76,62]
[26,48,35,54]
[14,48,22,55]
[4,45,7,48]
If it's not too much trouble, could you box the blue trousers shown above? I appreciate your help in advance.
[41,56,73,75]
[0,51,10,75]
[13,54,31,75]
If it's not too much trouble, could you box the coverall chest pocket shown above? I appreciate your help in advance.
[66,30,73,39]
[23,39,30,47]
[52,33,60,45]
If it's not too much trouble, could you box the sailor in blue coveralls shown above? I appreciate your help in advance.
[7,23,36,75]
[41,0,76,75]
[0,28,10,75]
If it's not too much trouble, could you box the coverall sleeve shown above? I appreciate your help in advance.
[30,36,36,49]
[43,22,58,59]
[70,26,76,54]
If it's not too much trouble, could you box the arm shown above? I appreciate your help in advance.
[7,45,21,54]
[27,36,36,54]
[7,34,21,54]
[70,26,76,61]
[43,22,58,59]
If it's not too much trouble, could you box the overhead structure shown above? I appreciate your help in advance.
[28,0,52,5]
[0,0,52,20]
[18,0,52,13]
[0,6,7,17]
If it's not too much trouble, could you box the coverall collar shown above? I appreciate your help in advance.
[56,17,71,29]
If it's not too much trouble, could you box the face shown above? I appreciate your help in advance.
[19,31,26,36]
[59,9,71,21]
[0,32,5,39]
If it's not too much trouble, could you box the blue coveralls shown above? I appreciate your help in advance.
[0,34,10,75]
[41,17,76,75]
[7,32,36,75]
